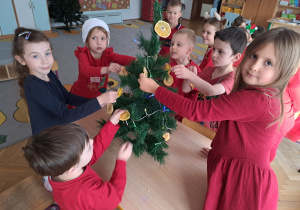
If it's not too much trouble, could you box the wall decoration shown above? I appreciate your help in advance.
[80,0,130,12]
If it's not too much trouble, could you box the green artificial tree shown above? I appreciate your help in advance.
[98,0,177,164]
[48,0,82,32]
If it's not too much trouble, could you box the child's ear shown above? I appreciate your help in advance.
[66,165,77,175]
[15,55,26,65]
[232,53,241,63]
[187,46,194,55]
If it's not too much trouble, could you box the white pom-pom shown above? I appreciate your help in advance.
[213,12,221,21]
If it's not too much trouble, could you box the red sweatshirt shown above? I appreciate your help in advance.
[71,46,135,98]
[49,121,126,210]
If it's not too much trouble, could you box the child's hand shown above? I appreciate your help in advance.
[117,142,133,162]
[138,73,160,94]
[172,65,194,79]
[110,109,126,125]
[96,91,118,107]
[108,63,121,73]
[187,66,198,75]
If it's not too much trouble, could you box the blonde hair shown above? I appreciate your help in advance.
[233,27,300,125]
[173,28,196,46]
[204,17,226,32]
[167,0,185,12]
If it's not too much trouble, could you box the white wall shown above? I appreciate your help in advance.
[182,0,192,20]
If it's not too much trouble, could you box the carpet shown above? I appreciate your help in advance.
[0,20,207,149]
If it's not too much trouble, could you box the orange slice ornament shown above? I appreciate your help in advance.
[117,87,123,98]
[164,75,174,86]
[120,110,130,121]
[118,66,128,76]
[143,67,148,78]
[107,103,114,115]
[154,20,171,38]
[163,132,170,141]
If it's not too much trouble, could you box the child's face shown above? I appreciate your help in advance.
[170,34,193,61]
[16,41,54,79]
[166,5,182,26]
[241,43,276,87]
[87,28,108,58]
[77,139,94,169]
[211,38,236,67]
[202,23,217,46]
[239,22,246,28]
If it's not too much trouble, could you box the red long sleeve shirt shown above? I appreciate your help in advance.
[71,46,135,98]
[49,121,126,210]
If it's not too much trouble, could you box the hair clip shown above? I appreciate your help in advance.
[204,11,221,21]
[18,31,31,39]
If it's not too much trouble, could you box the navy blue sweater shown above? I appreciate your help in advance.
[24,71,101,135]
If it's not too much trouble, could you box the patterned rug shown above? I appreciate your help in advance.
[0,20,207,149]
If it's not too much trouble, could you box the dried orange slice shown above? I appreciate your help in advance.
[190,83,195,89]
[163,132,170,141]
[117,87,123,98]
[120,110,130,121]
[143,67,148,78]
[107,103,114,115]
[164,63,171,71]
[118,66,128,76]
[164,75,173,86]
[154,20,171,38]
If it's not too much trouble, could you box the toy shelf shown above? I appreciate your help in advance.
[272,0,300,19]
[220,0,245,16]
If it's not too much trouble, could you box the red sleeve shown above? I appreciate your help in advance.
[89,121,120,165]
[108,49,136,66]
[287,70,300,112]
[76,49,102,78]
[95,160,127,209]
[155,86,279,122]
[218,71,236,94]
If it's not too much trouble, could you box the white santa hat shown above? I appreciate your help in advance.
[82,18,110,45]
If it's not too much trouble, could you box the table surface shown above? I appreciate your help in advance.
[76,109,211,210]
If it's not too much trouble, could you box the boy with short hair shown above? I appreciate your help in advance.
[23,109,132,210]
[172,27,247,131]
[159,0,186,57]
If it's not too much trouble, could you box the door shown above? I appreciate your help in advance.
[255,0,277,29]
[0,0,18,35]
[13,0,36,29]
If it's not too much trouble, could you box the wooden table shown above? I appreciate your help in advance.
[76,109,211,210]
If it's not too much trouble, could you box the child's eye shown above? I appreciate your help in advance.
[250,54,257,59]
[207,32,211,35]
[265,61,272,66]
[219,50,223,54]
[101,37,106,41]
[33,55,39,59]
[45,52,52,56]
[92,37,97,40]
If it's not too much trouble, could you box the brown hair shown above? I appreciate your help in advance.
[167,0,185,12]
[23,123,89,176]
[13,27,51,104]
[173,28,196,46]
[232,16,246,27]
[85,26,109,45]
[204,17,226,32]
[233,27,300,125]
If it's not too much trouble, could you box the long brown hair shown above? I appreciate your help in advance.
[233,27,300,125]
[23,123,89,176]
[13,27,51,104]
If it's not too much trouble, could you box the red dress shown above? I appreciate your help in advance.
[199,47,214,71]
[71,46,135,98]
[155,86,279,210]
[49,121,126,210]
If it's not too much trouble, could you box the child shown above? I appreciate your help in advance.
[173,27,247,132]
[159,0,186,57]
[250,25,266,42]
[232,15,246,28]
[138,27,300,209]
[169,28,201,96]
[13,27,117,136]
[71,18,136,98]
[23,109,133,209]
[199,14,226,70]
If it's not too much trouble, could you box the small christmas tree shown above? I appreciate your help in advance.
[98,0,177,164]
[48,0,82,32]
